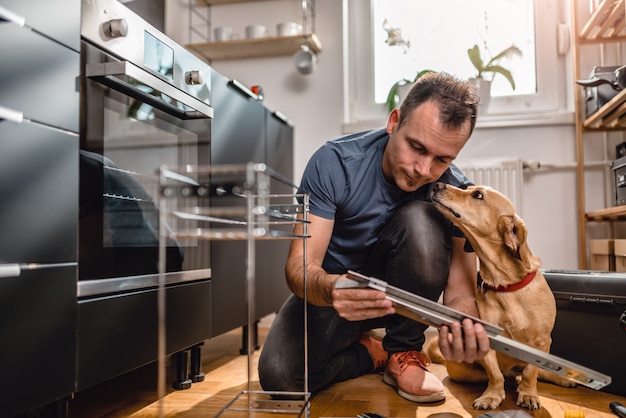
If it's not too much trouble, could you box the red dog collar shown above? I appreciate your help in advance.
[477,271,537,293]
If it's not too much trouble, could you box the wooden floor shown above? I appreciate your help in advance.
[68,315,626,418]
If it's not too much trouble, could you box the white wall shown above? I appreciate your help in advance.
[165,0,616,270]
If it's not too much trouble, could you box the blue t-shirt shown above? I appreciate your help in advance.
[299,128,472,274]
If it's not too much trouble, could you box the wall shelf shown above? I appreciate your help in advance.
[583,88,626,130]
[187,33,322,60]
[586,206,626,221]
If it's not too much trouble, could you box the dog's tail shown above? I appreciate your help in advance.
[424,334,446,364]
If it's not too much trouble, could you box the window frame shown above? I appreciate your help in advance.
[342,0,572,126]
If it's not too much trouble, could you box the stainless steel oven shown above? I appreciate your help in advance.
[77,0,214,390]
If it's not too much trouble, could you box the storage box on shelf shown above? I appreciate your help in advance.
[572,0,626,268]
[614,239,626,272]
[589,239,615,271]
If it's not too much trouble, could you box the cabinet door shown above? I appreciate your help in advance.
[0,121,78,263]
[209,71,265,337]
[77,281,211,391]
[254,111,295,318]
[0,0,80,51]
[0,265,76,416]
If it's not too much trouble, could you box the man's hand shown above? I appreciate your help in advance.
[331,287,395,321]
[438,317,490,363]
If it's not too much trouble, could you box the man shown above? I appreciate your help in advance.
[258,72,491,403]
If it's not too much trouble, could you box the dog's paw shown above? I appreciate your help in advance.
[538,369,578,388]
[551,375,577,388]
[473,391,505,410]
[516,392,541,410]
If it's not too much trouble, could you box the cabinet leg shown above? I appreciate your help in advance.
[189,343,205,383]
[239,321,260,355]
[172,350,192,390]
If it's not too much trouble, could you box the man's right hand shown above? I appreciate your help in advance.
[331,286,395,321]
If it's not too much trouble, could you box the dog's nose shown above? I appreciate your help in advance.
[433,182,446,191]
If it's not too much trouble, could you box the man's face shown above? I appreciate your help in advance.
[382,100,470,192]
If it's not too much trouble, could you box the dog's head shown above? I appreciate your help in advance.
[431,182,538,271]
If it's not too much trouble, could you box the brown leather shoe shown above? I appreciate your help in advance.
[357,334,388,372]
[382,351,446,403]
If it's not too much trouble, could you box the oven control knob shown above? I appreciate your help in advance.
[104,18,128,38]
[185,70,204,85]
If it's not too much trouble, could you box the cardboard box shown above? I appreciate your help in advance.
[614,239,626,272]
[589,239,615,271]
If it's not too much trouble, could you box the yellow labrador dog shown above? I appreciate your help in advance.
[428,182,574,410]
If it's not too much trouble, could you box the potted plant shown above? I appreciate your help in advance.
[385,69,434,113]
[467,43,522,110]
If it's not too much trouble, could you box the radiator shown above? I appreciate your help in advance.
[454,158,525,216]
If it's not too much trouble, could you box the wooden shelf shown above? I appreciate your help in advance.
[586,205,626,221]
[582,88,626,130]
[186,33,322,61]
[579,0,626,41]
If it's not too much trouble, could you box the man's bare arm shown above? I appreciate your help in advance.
[439,237,490,363]
[285,213,394,319]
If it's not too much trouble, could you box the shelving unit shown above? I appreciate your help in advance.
[186,0,322,61]
[156,163,311,416]
[572,0,626,268]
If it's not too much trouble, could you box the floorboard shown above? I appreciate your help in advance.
[67,315,626,418]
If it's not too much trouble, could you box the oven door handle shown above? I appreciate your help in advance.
[86,61,213,120]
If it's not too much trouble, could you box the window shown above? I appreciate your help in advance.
[345,0,570,123]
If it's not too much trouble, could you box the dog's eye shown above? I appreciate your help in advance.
[472,190,484,200]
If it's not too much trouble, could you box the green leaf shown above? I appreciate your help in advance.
[467,44,484,75]
[482,65,516,90]
[468,43,521,89]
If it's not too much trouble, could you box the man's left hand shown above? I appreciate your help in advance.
[437,317,490,363]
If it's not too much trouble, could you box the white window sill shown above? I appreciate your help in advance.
[342,110,575,134]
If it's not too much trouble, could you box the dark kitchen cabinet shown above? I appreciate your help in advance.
[0,0,79,414]
[209,71,294,338]
[255,111,295,317]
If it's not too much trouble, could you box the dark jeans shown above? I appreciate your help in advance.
[257,200,453,394]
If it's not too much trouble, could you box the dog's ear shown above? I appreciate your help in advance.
[498,214,528,261]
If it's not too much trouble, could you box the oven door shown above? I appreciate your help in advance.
[77,41,212,389]
[79,41,211,293]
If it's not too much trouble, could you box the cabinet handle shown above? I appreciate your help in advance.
[272,110,291,125]
[0,6,26,27]
[228,79,258,100]
[0,106,24,124]
[0,264,21,279]
[87,61,214,120]
[0,262,76,279]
